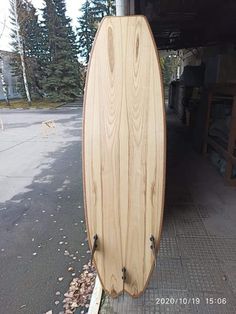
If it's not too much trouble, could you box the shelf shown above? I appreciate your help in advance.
[203,85,236,184]
[207,137,236,166]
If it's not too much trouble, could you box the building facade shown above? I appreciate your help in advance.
[0,50,21,100]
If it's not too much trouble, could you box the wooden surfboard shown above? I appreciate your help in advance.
[83,15,166,298]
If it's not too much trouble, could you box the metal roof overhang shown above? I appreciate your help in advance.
[134,0,236,50]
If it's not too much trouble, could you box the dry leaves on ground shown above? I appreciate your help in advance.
[63,261,96,314]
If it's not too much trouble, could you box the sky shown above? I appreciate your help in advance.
[0,0,83,51]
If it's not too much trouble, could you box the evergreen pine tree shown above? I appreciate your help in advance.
[91,0,115,19]
[77,0,115,64]
[22,4,44,98]
[10,0,43,99]
[77,0,97,64]
[41,0,81,101]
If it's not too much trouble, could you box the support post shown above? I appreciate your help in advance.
[116,0,129,16]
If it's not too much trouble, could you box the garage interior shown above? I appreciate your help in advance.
[100,0,236,313]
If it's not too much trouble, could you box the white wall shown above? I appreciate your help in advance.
[0,51,21,100]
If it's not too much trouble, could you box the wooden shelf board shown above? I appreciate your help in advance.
[207,137,236,166]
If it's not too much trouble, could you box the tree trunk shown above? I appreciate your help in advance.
[13,0,31,104]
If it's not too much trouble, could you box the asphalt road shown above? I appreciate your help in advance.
[0,107,89,314]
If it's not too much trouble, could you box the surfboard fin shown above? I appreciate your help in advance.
[150,235,157,266]
[122,267,126,297]
[91,234,98,261]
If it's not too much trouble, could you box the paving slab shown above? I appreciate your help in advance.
[99,112,236,313]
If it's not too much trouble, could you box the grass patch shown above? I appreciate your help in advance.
[0,99,63,109]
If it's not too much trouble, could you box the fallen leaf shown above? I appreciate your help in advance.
[20,304,26,309]
[63,261,96,312]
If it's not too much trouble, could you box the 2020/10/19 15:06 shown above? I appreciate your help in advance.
[155,298,227,305]
[206,298,227,304]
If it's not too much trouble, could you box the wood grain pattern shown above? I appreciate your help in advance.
[83,16,166,297]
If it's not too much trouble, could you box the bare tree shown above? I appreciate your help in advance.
[11,0,31,104]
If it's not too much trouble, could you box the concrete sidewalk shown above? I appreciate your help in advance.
[100,112,236,314]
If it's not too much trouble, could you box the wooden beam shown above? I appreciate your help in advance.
[88,276,103,314]
[225,96,236,179]
[203,90,212,154]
